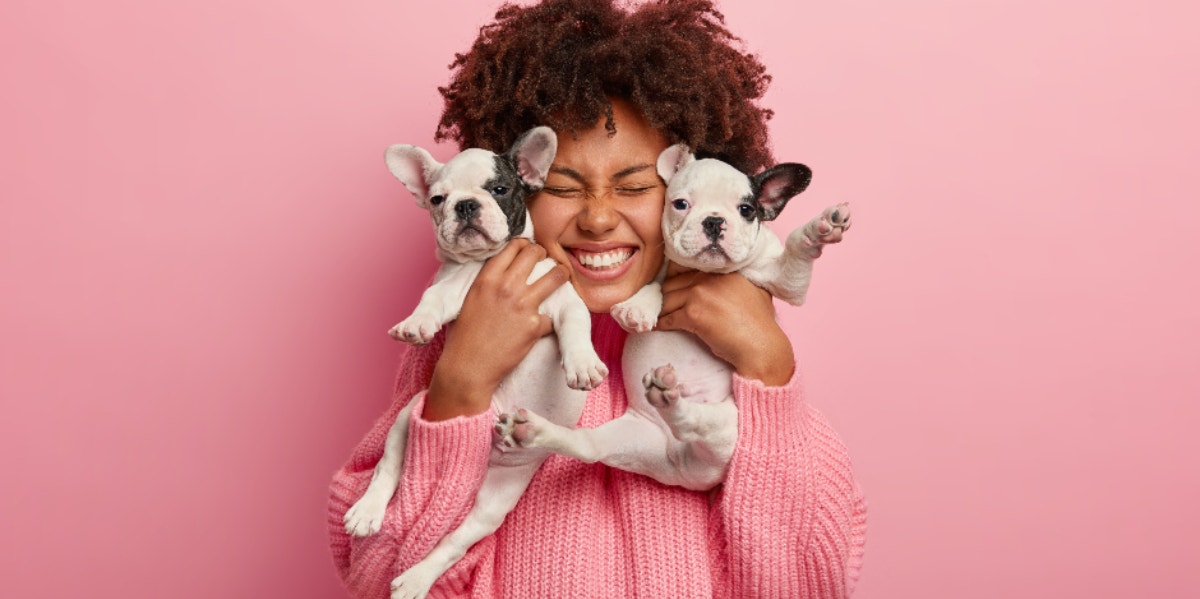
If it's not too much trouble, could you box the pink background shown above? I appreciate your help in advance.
[2,0,1197,597]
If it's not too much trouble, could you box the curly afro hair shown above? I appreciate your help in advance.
[436,0,776,174]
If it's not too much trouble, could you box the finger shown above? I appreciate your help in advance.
[656,305,694,334]
[480,238,532,276]
[658,284,689,317]
[665,261,696,278]
[527,262,571,302]
[661,269,707,294]
[507,241,548,280]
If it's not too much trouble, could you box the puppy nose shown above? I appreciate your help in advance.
[455,199,480,221]
[702,216,725,240]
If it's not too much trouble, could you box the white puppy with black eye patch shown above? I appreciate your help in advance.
[342,127,607,599]
[499,143,849,491]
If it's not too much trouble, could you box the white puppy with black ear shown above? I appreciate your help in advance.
[501,144,849,491]
[343,126,606,599]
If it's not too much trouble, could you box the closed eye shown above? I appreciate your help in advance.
[615,186,656,196]
[542,187,585,198]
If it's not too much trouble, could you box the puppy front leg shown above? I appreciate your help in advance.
[534,260,607,390]
[756,203,852,306]
[610,280,664,333]
[390,262,483,344]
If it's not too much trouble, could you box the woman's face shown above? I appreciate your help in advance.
[529,99,668,313]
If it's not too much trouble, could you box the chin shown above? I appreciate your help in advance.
[575,282,639,314]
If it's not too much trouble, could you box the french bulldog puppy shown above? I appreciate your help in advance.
[343,127,606,599]
[500,144,850,491]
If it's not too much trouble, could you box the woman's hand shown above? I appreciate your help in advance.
[424,240,570,421]
[656,265,795,386]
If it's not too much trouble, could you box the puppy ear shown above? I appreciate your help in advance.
[752,163,812,221]
[384,145,441,209]
[656,144,694,183]
[509,126,558,190]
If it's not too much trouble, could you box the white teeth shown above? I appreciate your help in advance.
[575,248,632,269]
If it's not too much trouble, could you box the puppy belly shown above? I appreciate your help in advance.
[493,336,588,432]
[624,330,733,405]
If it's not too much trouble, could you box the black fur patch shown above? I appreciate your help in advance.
[489,155,529,239]
[739,192,759,223]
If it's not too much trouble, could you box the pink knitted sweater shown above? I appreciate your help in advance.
[328,314,866,598]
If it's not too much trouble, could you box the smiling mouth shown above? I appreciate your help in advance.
[572,247,634,271]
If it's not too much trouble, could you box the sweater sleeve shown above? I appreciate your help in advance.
[709,365,868,599]
[328,334,497,599]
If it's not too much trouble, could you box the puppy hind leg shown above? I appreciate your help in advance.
[644,365,726,444]
[515,407,699,488]
[389,461,543,599]
[344,404,414,537]
[643,366,738,490]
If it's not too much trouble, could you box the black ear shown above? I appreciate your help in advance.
[751,163,812,221]
[507,126,558,190]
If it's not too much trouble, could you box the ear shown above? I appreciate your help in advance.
[752,163,812,221]
[656,144,694,183]
[384,144,441,209]
[508,126,558,190]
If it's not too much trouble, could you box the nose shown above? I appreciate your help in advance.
[577,195,619,234]
[455,199,480,221]
[702,216,725,240]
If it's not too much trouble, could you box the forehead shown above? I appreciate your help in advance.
[669,159,753,200]
[436,148,504,188]
[549,101,669,182]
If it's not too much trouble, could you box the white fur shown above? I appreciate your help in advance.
[345,127,607,599]
[508,145,850,492]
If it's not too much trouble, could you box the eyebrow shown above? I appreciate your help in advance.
[548,163,657,183]
[612,164,655,180]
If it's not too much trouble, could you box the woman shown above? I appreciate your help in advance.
[329,1,866,597]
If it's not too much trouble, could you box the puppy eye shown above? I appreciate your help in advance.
[430,195,446,205]
[491,186,509,196]
[738,204,755,219]
[671,199,689,211]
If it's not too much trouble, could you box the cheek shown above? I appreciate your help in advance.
[629,199,665,246]
[528,195,567,244]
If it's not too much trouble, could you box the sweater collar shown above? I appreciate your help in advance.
[590,312,629,364]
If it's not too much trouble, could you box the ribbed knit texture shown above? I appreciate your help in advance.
[329,314,867,598]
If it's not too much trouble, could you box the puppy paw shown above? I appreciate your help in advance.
[611,302,658,334]
[390,565,436,599]
[389,314,442,345]
[343,493,388,537]
[494,408,547,448]
[562,349,608,391]
[643,364,682,409]
[813,202,851,243]
[792,202,851,252]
